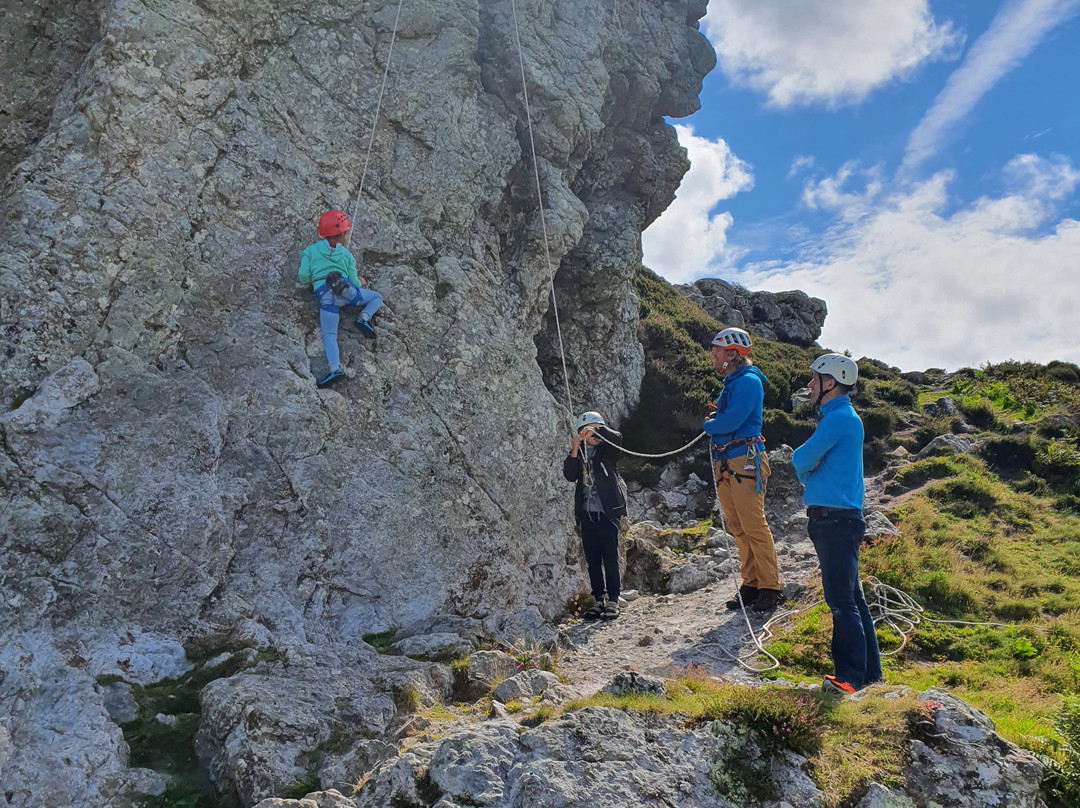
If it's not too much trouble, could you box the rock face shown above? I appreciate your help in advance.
[0,0,713,805]
[257,688,1043,808]
[677,277,827,345]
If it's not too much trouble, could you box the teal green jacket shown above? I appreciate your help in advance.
[297,239,360,288]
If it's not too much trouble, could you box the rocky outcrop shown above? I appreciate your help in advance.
[677,277,827,345]
[246,686,1043,808]
[0,0,713,804]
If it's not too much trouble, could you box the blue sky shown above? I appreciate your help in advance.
[642,0,1080,372]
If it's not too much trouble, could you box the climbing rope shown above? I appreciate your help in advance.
[706,456,783,673]
[349,0,406,231]
[865,575,1008,656]
[509,0,575,422]
[591,429,710,459]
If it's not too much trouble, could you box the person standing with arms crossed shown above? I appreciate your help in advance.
[793,353,882,694]
[705,328,783,613]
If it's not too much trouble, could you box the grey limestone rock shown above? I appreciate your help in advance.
[0,0,713,802]
[917,433,975,458]
[677,277,828,346]
[388,632,474,661]
[923,395,960,417]
[667,560,718,594]
[491,669,559,702]
[601,671,667,697]
[864,510,900,540]
[194,647,397,806]
[253,788,359,808]
[854,783,917,808]
[905,689,1043,807]
[456,650,518,701]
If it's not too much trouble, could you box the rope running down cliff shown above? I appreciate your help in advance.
[349,0,405,234]
[510,0,575,420]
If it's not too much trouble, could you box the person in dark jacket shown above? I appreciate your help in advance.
[563,411,627,620]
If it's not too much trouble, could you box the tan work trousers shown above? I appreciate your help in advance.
[714,452,781,591]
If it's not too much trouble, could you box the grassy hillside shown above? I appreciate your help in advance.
[627,265,1080,806]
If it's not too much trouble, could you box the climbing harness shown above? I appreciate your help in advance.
[711,435,766,493]
[325,271,351,297]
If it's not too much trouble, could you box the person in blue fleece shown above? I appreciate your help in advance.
[298,209,383,387]
[704,327,782,613]
[792,353,881,694]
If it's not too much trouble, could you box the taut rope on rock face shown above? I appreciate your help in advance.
[348,0,405,251]
[509,0,575,426]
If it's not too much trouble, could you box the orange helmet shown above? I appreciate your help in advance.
[318,210,352,238]
[711,327,752,356]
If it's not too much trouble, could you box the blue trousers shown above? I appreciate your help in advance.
[315,281,383,371]
[808,511,882,689]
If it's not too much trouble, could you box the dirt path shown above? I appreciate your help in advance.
[551,466,896,697]
[553,535,821,696]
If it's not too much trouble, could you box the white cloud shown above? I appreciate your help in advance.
[641,125,753,283]
[902,0,1080,174]
[704,0,962,108]
[739,155,1080,371]
[787,155,816,179]
[801,161,885,219]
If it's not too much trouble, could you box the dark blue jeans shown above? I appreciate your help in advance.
[808,512,882,689]
[580,515,620,602]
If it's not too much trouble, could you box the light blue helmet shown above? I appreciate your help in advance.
[575,411,604,431]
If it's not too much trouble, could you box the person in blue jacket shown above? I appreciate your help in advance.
[704,328,782,613]
[298,210,384,387]
[792,353,881,694]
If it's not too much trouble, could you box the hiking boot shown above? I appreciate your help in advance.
[822,675,857,695]
[582,598,605,621]
[725,585,758,611]
[317,368,345,387]
[750,589,784,612]
[356,317,377,339]
[600,600,620,620]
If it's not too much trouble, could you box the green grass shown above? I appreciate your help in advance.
[617,269,1080,804]
[113,643,282,808]
[361,630,398,654]
[764,457,1080,761]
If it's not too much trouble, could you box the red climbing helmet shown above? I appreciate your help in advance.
[318,210,352,238]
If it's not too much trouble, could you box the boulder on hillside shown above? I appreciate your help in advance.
[677,278,827,345]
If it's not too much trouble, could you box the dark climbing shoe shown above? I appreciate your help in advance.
[822,675,857,695]
[600,601,620,620]
[725,585,758,611]
[582,599,605,621]
[356,317,377,339]
[317,369,345,387]
[750,589,784,612]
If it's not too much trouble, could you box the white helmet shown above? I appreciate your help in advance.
[810,354,859,385]
[711,327,752,355]
[576,411,605,431]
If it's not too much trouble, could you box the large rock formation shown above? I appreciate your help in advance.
[0,0,713,804]
[678,277,827,346]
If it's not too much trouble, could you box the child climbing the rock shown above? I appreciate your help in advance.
[298,209,383,387]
